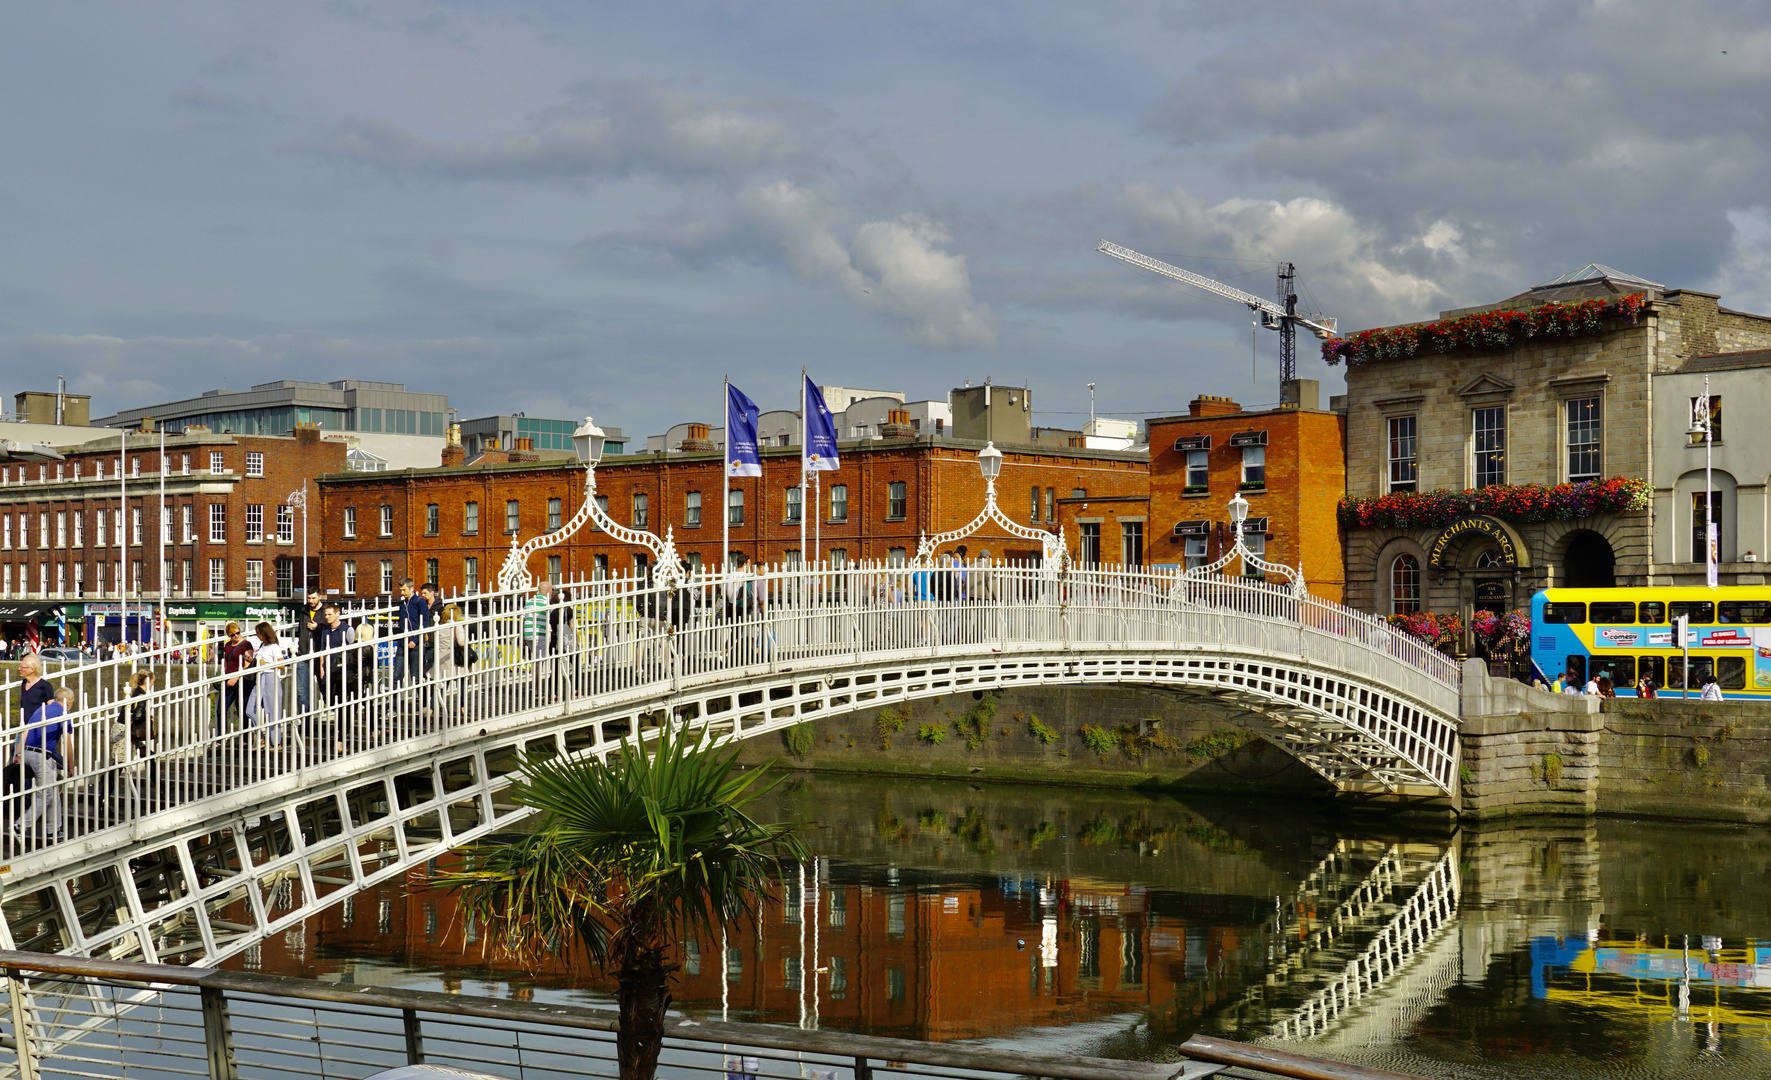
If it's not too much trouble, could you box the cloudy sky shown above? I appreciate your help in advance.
[2,2,1767,438]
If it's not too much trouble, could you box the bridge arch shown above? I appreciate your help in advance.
[0,564,1459,967]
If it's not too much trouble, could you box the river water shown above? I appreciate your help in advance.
[230,773,1771,1079]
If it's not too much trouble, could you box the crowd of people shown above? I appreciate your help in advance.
[1535,669,1725,701]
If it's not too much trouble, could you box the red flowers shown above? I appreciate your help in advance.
[1388,611,1464,644]
[1322,293,1645,367]
[1339,476,1651,530]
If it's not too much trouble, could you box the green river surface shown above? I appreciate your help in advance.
[231,772,1771,1079]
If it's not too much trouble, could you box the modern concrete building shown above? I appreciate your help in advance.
[1650,349,1771,585]
[94,379,450,438]
[459,414,625,462]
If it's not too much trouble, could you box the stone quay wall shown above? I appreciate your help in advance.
[1460,658,1771,824]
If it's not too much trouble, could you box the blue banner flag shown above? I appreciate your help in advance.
[803,375,841,472]
[726,383,763,477]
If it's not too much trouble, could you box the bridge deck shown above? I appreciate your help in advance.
[0,563,1461,965]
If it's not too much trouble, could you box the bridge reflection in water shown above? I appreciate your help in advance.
[210,784,1461,1056]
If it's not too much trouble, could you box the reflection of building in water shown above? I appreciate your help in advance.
[241,858,1284,1043]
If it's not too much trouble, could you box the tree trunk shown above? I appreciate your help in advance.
[615,935,674,1080]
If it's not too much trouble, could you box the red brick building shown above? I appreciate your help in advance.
[1054,386,1346,601]
[0,425,346,642]
[316,437,1148,596]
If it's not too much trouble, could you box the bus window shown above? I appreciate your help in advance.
[1719,655,1747,690]
[1670,601,1715,625]
[1565,655,1586,686]
[1543,602,1587,624]
[1718,601,1771,624]
[1637,601,1665,624]
[1668,656,1713,693]
[1592,656,1635,687]
[1590,601,1636,624]
[1638,655,1664,689]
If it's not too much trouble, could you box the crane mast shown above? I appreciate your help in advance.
[1097,240,1336,393]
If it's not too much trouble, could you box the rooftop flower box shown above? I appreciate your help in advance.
[1322,293,1644,367]
[1339,476,1651,530]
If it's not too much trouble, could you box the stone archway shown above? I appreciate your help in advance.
[1562,529,1616,588]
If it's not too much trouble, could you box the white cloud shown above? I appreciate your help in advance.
[316,78,815,187]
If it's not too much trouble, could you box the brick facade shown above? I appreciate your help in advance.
[316,438,1148,597]
[1340,281,1771,632]
[0,425,346,636]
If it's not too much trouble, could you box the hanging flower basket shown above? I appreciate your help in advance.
[1322,293,1644,367]
[1339,476,1651,530]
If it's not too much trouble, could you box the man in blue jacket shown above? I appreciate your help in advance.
[393,577,432,694]
[16,687,76,842]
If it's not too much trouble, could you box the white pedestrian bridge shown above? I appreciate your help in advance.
[0,563,1461,968]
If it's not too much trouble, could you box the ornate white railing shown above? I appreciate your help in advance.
[0,561,1461,874]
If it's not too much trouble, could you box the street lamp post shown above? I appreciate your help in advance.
[1687,375,1718,590]
[287,485,309,598]
[1184,493,1308,596]
[497,417,683,592]
[913,442,1066,568]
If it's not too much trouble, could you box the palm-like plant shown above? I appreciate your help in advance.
[436,727,809,1080]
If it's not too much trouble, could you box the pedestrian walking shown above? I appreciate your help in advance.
[1700,676,1725,701]
[247,622,288,746]
[15,687,77,844]
[292,589,324,719]
[215,622,255,736]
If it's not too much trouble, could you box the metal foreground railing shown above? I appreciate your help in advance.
[0,561,1462,875]
[0,952,1430,1080]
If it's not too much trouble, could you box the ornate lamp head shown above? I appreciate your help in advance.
[573,417,607,465]
[1227,492,1249,526]
[976,441,1003,481]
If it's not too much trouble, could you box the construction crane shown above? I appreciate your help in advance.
[1097,240,1337,389]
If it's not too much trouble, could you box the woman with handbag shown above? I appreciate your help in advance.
[436,605,473,722]
[246,622,288,749]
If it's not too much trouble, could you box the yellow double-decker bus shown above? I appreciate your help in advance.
[1530,587,1771,697]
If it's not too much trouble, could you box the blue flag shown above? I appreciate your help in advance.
[726,383,762,477]
[803,376,841,472]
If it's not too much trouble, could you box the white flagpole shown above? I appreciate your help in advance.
[800,369,808,570]
[722,376,730,575]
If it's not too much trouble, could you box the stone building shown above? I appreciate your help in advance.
[1650,349,1771,585]
[1337,265,1771,639]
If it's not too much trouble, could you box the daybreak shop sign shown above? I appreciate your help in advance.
[160,601,288,622]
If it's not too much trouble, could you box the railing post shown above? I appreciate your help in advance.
[5,968,39,1080]
[200,986,240,1080]
[403,1007,426,1064]
[854,1056,872,1080]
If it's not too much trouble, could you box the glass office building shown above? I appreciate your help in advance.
[94,380,449,438]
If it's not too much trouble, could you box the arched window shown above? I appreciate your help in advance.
[1474,548,1506,569]
[1391,554,1421,614]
